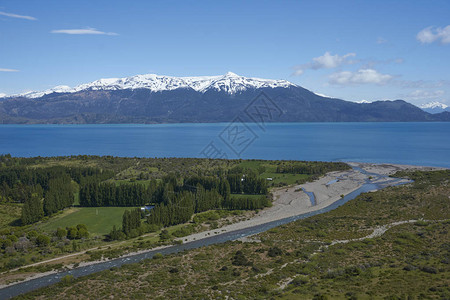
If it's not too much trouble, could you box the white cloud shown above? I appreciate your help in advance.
[312,52,356,69]
[416,25,450,44]
[404,90,445,100]
[0,11,36,21]
[0,93,6,98]
[329,69,393,85]
[293,52,356,76]
[376,37,387,44]
[293,69,304,76]
[0,68,19,72]
[51,28,118,36]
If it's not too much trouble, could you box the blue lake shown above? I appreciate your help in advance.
[0,122,449,168]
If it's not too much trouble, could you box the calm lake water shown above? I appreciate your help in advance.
[0,122,449,168]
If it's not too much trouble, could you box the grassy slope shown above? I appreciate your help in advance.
[16,170,450,299]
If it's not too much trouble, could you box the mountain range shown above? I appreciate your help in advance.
[0,72,448,124]
[419,102,450,114]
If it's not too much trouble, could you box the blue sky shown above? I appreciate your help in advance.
[1,0,449,105]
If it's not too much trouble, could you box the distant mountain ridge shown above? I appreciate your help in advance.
[419,102,450,114]
[0,72,448,124]
[5,72,294,99]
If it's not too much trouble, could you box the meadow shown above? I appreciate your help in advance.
[38,207,138,236]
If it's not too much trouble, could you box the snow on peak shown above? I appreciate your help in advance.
[9,72,296,98]
[313,91,332,98]
[224,71,239,77]
[356,100,371,104]
[419,101,448,109]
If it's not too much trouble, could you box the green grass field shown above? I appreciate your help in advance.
[238,160,310,186]
[261,172,309,185]
[39,207,139,236]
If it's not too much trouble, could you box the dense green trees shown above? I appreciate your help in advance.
[2,158,272,227]
[21,195,44,225]
[0,165,113,224]
[146,175,269,228]
[79,181,157,207]
[222,195,270,210]
[43,177,74,215]
[122,209,141,236]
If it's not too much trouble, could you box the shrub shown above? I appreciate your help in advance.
[61,275,74,284]
[232,251,252,266]
[7,235,18,243]
[55,228,67,239]
[67,227,78,240]
[421,266,438,274]
[172,225,194,238]
[268,247,283,257]
[291,275,308,286]
[153,253,163,259]
[6,257,26,269]
[36,234,50,247]
[159,230,171,241]
[27,230,38,239]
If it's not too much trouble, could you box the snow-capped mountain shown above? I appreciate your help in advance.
[419,102,450,114]
[1,72,449,124]
[6,72,296,99]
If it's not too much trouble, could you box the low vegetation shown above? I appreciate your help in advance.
[13,169,449,299]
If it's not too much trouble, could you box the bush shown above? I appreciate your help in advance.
[61,275,74,284]
[232,250,252,266]
[7,235,18,243]
[55,227,67,239]
[421,266,438,274]
[67,227,78,240]
[108,226,126,241]
[153,253,163,259]
[291,275,308,286]
[27,230,38,239]
[36,234,50,247]
[1,239,12,249]
[6,257,26,269]
[76,224,88,231]
[193,211,220,224]
[159,230,171,241]
[268,247,283,257]
[172,225,194,238]
[77,228,89,239]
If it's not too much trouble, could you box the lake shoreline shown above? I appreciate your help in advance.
[1,123,449,168]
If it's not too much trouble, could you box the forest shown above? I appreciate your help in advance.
[0,155,350,273]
